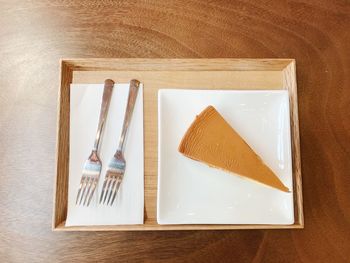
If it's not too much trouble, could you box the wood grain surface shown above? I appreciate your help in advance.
[0,0,349,262]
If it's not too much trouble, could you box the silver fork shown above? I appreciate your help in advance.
[99,79,140,205]
[76,79,114,206]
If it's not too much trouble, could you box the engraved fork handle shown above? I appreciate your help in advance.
[93,79,114,151]
[117,79,140,152]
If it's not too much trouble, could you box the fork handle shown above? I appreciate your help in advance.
[117,79,140,152]
[93,79,114,151]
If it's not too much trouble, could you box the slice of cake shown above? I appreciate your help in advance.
[178,105,289,192]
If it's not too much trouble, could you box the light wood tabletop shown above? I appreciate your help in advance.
[0,1,349,262]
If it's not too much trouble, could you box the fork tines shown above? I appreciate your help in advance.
[76,159,101,206]
[99,156,125,205]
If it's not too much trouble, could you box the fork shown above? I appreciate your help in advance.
[99,79,140,205]
[76,79,114,206]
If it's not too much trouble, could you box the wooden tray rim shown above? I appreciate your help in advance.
[53,58,303,231]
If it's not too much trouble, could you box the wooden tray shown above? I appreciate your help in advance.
[53,58,303,231]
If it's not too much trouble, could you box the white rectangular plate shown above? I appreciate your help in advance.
[157,89,294,225]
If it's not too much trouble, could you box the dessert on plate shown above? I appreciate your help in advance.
[178,105,289,192]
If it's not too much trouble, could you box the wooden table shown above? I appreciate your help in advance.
[1,1,349,262]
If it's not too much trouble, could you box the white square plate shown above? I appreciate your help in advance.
[157,89,294,225]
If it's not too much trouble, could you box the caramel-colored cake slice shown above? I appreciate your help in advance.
[178,106,289,192]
